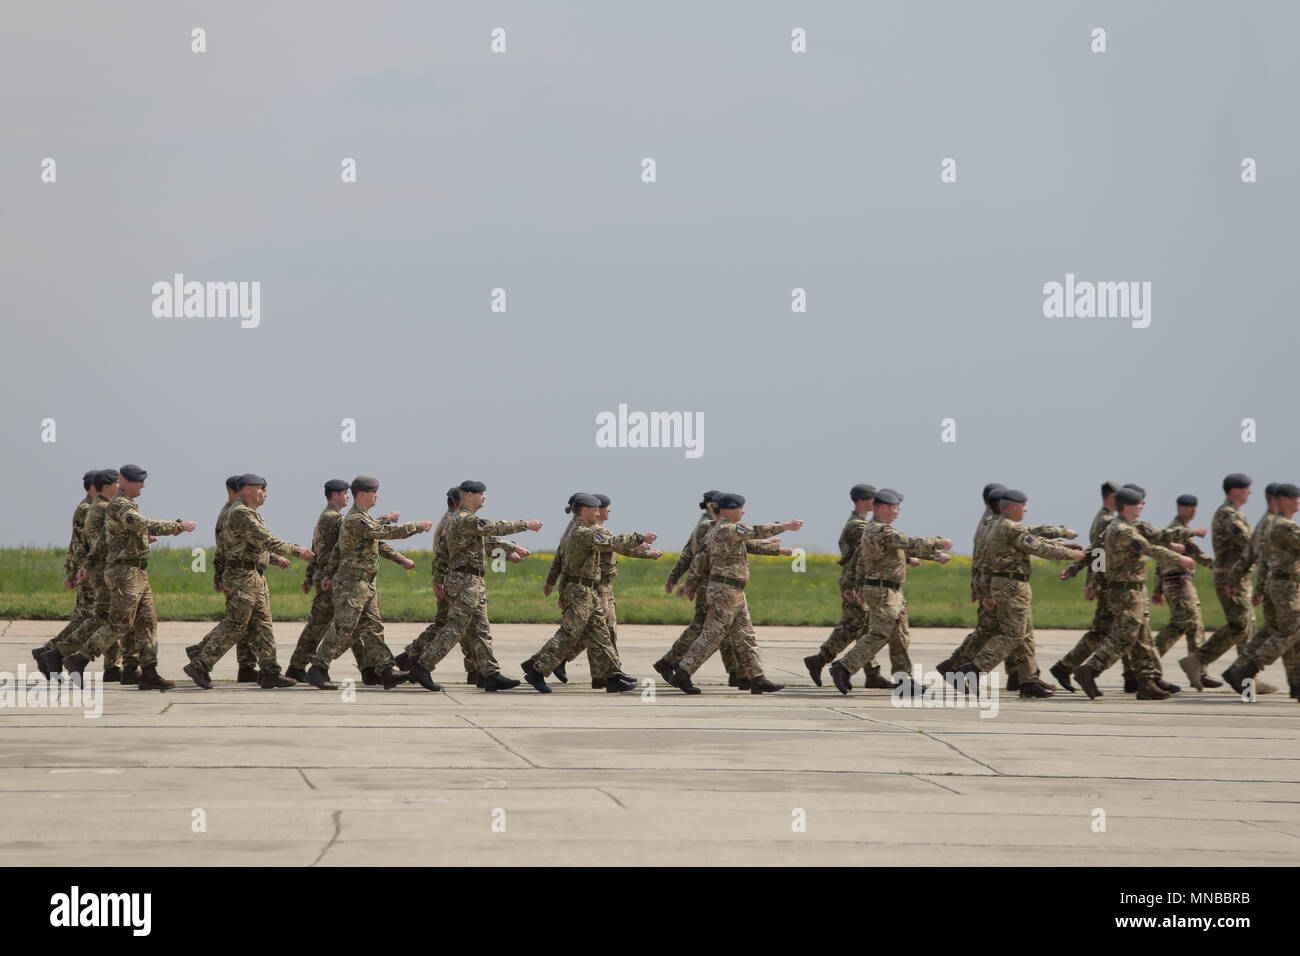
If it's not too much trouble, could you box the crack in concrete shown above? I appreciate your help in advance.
[597,787,628,808]
[298,768,317,790]
[458,715,539,768]
[1239,818,1300,841]
[310,809,341,866]
[909,774,962,795]
[826,705,1003,775]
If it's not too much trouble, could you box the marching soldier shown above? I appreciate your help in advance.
[956,489,1084,697]
[1223,483,1300,698]
[669,492,800,695]
[408,480,540,692]
[182,475,312,688]
[828,489,951,695]
[46,464,195,690]
[1217,484,1282,694]
[805,484,899,690]
[1151,494,1218,688]
[34,471,98,678]
[305,476,429,690]
[1183,473,1257,681]
[522,492,658,693]
[936,483,1006,682]
[1052,481,1125,692]
[539,492,589,685]
[1072,487,1194,699]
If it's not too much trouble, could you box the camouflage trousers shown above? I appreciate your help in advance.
[836,586,915,676]
[675,583,764,678]
[970,580,1039,682]
[533,582,620,677]
[411,571,502,676]
[816,596,891,676]
[289,585,365,671]
[1081,587,1160,679]
[80,566,160,667]
[666,588,744,677]
[1058,588,1135,676]
[193,569,284,677]
[1198,571,1255,665]
[405,590,474,674]
[46,579,95,650]
[311,574,399,673]
[1154,576,1204,657]
[560,582,619,679]
[1242,579,1300,669]
[53,572,109,655]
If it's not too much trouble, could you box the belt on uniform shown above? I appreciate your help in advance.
[990,572,1029,582]
[709,574,746,590]
[1106,581,1143,590]
[565,576,598,588]
[1162,573,1193,581]
[861,577,900,591]
[116,558,148,569]
[451,566,485,577]
[226,560,264,575]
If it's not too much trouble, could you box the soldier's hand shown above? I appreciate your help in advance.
[676,584,689,596]
[1252,592,1264,606]
[298,547,314,560]
[180,521,196,533]
[782,519,804,532]
[1084,587,1096,601]
[525,520,543,531]
[419,520,433,532]
[908,557,921,567]
[434,582,445,599]
[1191,526,1207,538]
[64,576,75,590]
[214,581,224,592]
[301,580,311,594]
[543,583,553,597]
[982,596,996,611]
[400,557,416,570]
[148,535,158,543]
[938,538,954,551]
[320,578,331,591]
[1152,593,1163,605]
[273,556,290,569]
[936,552,952,564]
[778,547,793,556]
[664,581,674,594]
[507,551,524,563]
[75,567,89,584]
[557,599,567,612]
[513,546,531,558]
[1179,555,1194,569]
[1170,542,1186,553]
[1064,529,1079,539]
[1226,584,1238,598]
[842,589,860,605]
[385,511,401,522]
[645,549,664,559]
[970,588,977,603]
[641,531,658,545]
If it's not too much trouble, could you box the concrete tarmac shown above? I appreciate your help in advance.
[2,621,1297,866]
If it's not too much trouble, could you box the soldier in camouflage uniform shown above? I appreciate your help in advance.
[34,471,99,678]
[1182,473,1256,681]
[935,483,1006,683]
[46,464,195,690]
[1223,483,1300,699]
[1216,484,1282,694]
[286,479,369,682]
[668,492,800,695]
[654,491,747,688]
[1073,487,1195,700]
[523,493,660,693]
[1052,482,1126,692]
[538,493,591,686]
[398,486,527,686]
[407,480,540,693]
[184,476,267,683]
[958,489,1084,697]
[1149,494,1218,689]
[828,488,951,695]
[804,484,900,690]
[305,476,430,690]
[182,475,312,689]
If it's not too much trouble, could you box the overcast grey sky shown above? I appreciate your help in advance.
[3,1,1297,554]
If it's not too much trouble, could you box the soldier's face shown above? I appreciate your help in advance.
[1228,487,1251,505]
[1178,505,1197,521]
[356,491,378,509]
[466,491,485,509]
[719,506,744,522]
[597,506,610,521]
[124,480,145,497]
[1005,501,1027,521]
[1281,497,1300,518]
[875,503,900,523]
[101,481,120,498]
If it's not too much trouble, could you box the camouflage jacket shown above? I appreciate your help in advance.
[846,521,946,591]
[837,511,872,589]
[305,504,343,585]
[1265,516,1300,579]
[330,504,424,580]
[546,516,583,587]
[984,517,1079,579]
[63,494,94,577]
[666,513,714,586]
[1102,516,1183,584]
[223,501,302,570]
[684,519,784,591]
[104,490,187,566]
[1226,511,1276,591]
[442,507,526,577]
[82,496,112,575]
[1211,501,1252,572]
[1151,515,1213,593]
[559,523,646,582]
[212,500,233,580]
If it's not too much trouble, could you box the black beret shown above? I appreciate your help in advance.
[119,464,147,482]
[999,488,1028,503]
[93,468,119,487]
[982,482,1006,499]
[1223,473,1252,491]
[351,475,380,493]
[987,486,1008,501]
[566,492,585,506]
[82,470,98,485]
[447,486,462,499]
[874,488,901,505]
[1115,487,1143,506]
[237,474,267,488]
[593,493,611,507]
[324,478,349,494]
[850,483,877,502]
[1176,494,1198,507]
[715,492,746,509]
[459,480,487,494]
[225,475,242,491]
[1101,481,1123,496]
[703,489,722,502]
[1123,483,1146,498]
[1265,482,1280,496]
[1274,483,1300,499]
[571,492,601,508]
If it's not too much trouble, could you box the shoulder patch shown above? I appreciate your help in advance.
[1023,535,1035,546]
[477,518,489,529]
[593,531,611,545]
[125,515,135,524]
[736,523,751,534]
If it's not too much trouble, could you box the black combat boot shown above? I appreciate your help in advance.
[727,673,739,687]
[1019,680,1055,699]
[750,676,785,694]
[1135,679,1172,700]
[259,672,296,688]
[360,667,380,686]
[39,648,64,678]
[63,653,90,687]
[553,660,568,683]
[1199,673,1223,689]
[804,653,827,686]
[668,667,701,695]
[305,665,337,690]
[102,665,122,682]
[237,665,260,683]
[863,670,895,689]
[407,661,442,692]
[394,651,411,670]
[1072,665,1102,700]
[379,667,409,690]
[285,665,308,682]
[466,670,480,686]
[120,665,140,685]
[1005,671,1021,692]
[653,658,677,685]
[735,677,752,691]
[605,674,637,693]
[32,647,51,679]
[520,658,551,694]
[1153,677,1181,694]
[1222,661,1259,694]
[182,662,212,689]
[829,661,852,696]
[1049,662,1076,692]
[138,665,175,691]
[483,672,520,692]
[591,678,608,689]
